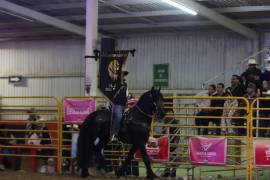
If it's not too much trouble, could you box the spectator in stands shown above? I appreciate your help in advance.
[221,75,245,135]
[26,117,54,173]
[0,124,22,171]
[62,124,72,172]
[234,83,257,136]
[195,84,216,135]
[208,83,226,135]
[259,80,270,137]
[161,110,179,178]
[37,118,53,160]
[25,108,40,138]
[228,74,245,97]
[263,58,270,90]
[241,58,263,90]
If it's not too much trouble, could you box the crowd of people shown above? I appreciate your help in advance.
[0,108,54,173]
[195,58,270,136]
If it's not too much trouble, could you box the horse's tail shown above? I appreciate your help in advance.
[76,110,102,171]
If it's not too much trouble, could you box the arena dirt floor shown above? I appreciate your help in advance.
[0,172,145,180]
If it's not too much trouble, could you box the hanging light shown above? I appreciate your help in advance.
[162,0,198,16]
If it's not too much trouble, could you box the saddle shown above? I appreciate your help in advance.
[118,109,149,143]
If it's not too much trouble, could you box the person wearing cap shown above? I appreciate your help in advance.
[111,71,129,139]
[241,58,263,90]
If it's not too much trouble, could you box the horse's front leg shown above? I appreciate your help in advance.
[94,137,109,172]
[116,144,138,177]
[139,144,158,180]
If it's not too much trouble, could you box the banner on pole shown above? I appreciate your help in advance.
[189,137,227,165]
[64,98,96,123]
[98,51,129,102]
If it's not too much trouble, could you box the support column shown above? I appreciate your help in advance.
[85,0,99,96]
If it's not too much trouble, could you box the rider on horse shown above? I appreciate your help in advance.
[111,71,129,140]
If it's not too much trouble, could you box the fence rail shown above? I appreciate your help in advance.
[0,96,269,179]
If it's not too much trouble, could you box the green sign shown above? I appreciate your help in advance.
[153,64,169,87]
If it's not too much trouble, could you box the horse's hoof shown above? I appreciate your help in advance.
[115,167,125,178]
[147,173,159,180]
[79,169,89,178]
[104,171,115,178]
[89,167,103,178]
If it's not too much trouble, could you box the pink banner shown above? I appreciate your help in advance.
[135,136,169,162]
[189,137,227,165]
[64,98,96,123]
[253,138,270,168]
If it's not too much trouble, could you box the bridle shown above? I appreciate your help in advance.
[135,104,153,118]
[135,91,159,119]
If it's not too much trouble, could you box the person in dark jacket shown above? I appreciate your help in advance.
[259,80,270,137]
[228,75,245,97]
[241,58,263,90]
[208,83,226,135]
[111,71,129,138]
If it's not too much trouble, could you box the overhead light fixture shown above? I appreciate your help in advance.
[0,9,34,22]
[162,0,198,16]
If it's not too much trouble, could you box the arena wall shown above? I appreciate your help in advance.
[0,31,262,97]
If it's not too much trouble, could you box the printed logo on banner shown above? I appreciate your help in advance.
[189,137,227,165]
[64,98,96,123]
[135,136,169,162]
[253,138,270,168]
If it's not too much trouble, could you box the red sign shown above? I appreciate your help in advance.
[64,98,96,123]
[189,137,227,165]
[135,136,169,162]
[253,138,270,168]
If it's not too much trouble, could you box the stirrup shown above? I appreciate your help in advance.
[110,134,117,142]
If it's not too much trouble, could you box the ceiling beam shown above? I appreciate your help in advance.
[217,5,270,13]
[2,17,270,30]
[171,0,258,39]
[32,2,85,11]
[0,0,85,36]
[99,0,161,6]
[99,18,270,30]
[29,0,159,10]
[99,5,270,19]
[34,6,270,21]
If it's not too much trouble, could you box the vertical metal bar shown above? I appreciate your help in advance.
[248,99,253,180]
[57,98,63,174]
[85,0,98,96]
[256,100,259,137]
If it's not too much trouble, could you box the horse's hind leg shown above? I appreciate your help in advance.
[116,145,138,177]
[139,144,158,180]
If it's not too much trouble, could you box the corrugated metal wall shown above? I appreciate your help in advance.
[117,32,254,90]
[0,32,256,98]
[0,39,85,98]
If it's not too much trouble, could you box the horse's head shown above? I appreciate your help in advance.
[137,87,165,122]
[149,87,166,122]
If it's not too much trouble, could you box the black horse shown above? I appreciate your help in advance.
[77,87,165,180]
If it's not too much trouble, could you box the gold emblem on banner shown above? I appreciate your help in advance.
[108,59,120,81]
